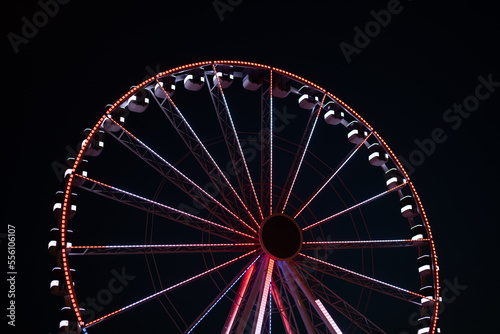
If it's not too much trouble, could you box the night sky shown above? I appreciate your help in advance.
[3,0,500,333]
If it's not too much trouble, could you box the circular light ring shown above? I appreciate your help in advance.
[58,60,440,331]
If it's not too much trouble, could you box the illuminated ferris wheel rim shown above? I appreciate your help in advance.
[54,60,440,333]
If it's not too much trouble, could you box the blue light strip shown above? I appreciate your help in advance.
[187,255,261,333]
[269,283,272,334]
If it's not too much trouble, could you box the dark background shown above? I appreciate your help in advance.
[3,0,499,333]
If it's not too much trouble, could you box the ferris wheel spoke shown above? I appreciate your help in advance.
[52,61,440,334]
[282,262,344,334]
[184,255,261,334]
[74,174,258,242]
[234,256,271,333]
[278,262,316,334]
[300,267,386,334]
[293,132,372,219]
[84,249,259,329]
[223,259,258,333]
[104,118,257,236]
[278,93,327,214]
[67,242,260,256]
[207,63,264,221]
[252,257,275,334]
[231,257,274,334]
[298,253,429,305]
[260,70,273,216]
[302,238,430,251]
[303,182,408,232]
[150,78,259,229]
[271,275,298,333]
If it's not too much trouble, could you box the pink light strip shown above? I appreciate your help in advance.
[70,243,259,249]
[314,299,343,334]
[303,182,407,231]
[156,77,260,228]
[281,94,326,214]
[85,249,258,328]
[75,174,257,241]
[223,262,257,334]
[271,282,293,334]
[211,63,264,221]
[188,256,261,333]
[255,258,275,334]
[299,253,432,301]
[108,117,258,235]
[303,238,429,247]
[293,133,372,219]
[269,69,274,216]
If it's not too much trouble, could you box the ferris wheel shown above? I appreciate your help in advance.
[50,60,441,333]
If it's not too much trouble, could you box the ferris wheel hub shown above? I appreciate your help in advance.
[259,214,303,261]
